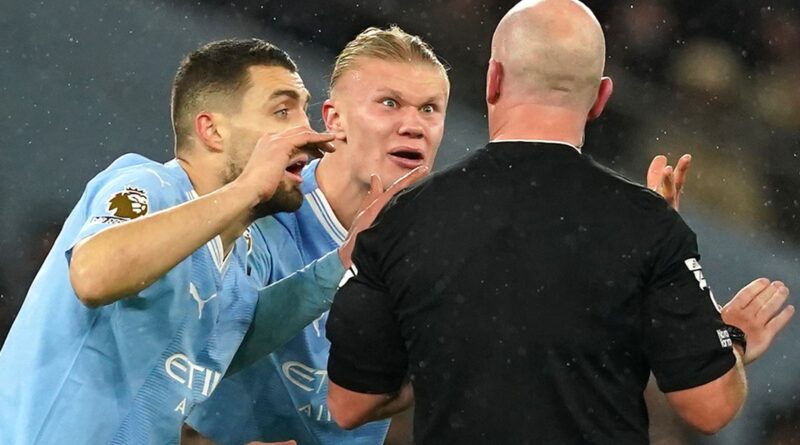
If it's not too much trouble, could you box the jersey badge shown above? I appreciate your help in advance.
[91,186,149,224]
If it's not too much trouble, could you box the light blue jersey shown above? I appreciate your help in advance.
[189,160,390,445]
[0,154,259,444]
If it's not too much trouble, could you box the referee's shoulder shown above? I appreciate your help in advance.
[583,155,673,214]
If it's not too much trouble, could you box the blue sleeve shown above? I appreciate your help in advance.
[66,166,180,259]
[227,250,345,374]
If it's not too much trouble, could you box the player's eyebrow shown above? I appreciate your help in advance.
[269,89,299,100]
[376,88,405,100]
[269,89,311,108]
[376,87,444,104]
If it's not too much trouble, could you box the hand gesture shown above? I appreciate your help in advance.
[647,154,691,211]
[237,126,335,203]
[720,278,794,364]
[338,167,429,269]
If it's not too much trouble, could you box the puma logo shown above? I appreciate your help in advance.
[189,282,217,320]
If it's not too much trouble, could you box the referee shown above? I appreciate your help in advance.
[324,0,793,444]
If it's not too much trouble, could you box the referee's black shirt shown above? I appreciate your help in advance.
[327,141,736,445]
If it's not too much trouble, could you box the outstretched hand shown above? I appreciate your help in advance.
[721,278,795,364]
[647,154,691,211]
[338,167,430,269]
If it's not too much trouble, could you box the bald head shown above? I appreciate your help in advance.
[491,0,606,110]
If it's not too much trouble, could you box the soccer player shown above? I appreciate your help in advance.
[0,38,396,444]
[324,1,794,444]
[186,26,447,445]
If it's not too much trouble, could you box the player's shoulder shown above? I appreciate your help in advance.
[88,153,166,183]
[79,153,189,220]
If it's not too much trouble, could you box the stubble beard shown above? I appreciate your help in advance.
[223,156,243,186]
[224,153,304,220]
[251,180,304,219]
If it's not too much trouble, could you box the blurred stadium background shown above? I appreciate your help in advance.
[1,1,798,443]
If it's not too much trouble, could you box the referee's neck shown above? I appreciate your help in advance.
[488,103,586,149]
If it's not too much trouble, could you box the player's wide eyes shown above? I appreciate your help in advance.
[421,104,435,113]
[274,109,289,118]
[381,98,398,108]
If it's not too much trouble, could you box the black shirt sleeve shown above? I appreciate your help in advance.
[643,211,736,392]
[326,214,409,395]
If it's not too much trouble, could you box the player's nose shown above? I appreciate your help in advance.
[397,109,425,139]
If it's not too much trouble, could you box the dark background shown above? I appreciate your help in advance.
[1,1,799,443]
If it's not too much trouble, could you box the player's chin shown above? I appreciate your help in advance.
[284,187,304,210]
[252,184,304,219]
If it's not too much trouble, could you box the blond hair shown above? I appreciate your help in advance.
[330,25,448,91]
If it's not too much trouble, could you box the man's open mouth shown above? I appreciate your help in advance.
[389,150,424,161]
[286,159,307,176]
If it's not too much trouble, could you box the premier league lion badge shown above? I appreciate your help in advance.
[108,187,149,219]
[91,186,150,224]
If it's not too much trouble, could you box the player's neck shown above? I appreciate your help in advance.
[316,156,366,231]
[488,103,586,148]
[176,156,224,197]
[176,156,246,255]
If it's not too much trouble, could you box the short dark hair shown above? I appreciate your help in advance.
[171,38,297,150]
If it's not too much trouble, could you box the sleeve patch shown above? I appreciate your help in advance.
[684,257,722,312]
[91,186,149,224]
[716,328,734,348]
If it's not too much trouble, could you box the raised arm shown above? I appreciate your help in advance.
[70,128,334,307]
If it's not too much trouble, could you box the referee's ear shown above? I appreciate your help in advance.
[486,58,503,105]
[587,77,613,121]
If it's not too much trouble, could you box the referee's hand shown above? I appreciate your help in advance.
[721,278,794,365]
[647,154,691,211]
